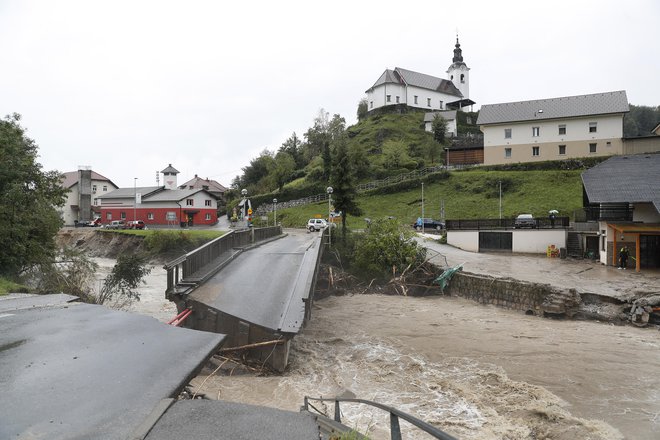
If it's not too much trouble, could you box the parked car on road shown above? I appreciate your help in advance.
[307,218,335,232]
[86,218,102,227]
[413,218,445,231]
[127,220,145,230]
[514,214,537,229]
[105,220,126,229]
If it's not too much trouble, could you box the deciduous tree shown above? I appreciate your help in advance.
[0,114,67,277]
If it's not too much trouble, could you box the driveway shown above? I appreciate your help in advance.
[416,234,660,302]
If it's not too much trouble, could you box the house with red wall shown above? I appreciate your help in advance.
[97,165,218,227]
[98,186,218,227]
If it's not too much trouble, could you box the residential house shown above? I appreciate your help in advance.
[365,38,475,113]
[478,91,629,165]
[622,121,660,155]
[60,168,118,226]
[98,164,218,227]
[179,174,228,204]
[424,110,457,136]
[581,153,660,271]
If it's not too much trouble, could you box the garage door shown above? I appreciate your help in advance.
[479,231,512,252]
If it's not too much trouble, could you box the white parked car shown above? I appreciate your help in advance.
[307,218,334,232]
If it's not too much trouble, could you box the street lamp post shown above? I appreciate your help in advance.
[421,182,425,233]
[273,198,277,227]
[133,178,138,222]
[326,187,333,246]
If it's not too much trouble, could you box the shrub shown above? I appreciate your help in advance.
[353,218,426,280]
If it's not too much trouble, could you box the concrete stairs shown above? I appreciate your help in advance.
[566,232,582,257]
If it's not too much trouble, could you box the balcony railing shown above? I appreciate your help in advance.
[583,206,633,222]
[446,217,569,230]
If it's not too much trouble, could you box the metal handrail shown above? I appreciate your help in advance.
[303,396,458,440]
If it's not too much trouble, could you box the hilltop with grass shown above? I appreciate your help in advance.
[230,106,606,229]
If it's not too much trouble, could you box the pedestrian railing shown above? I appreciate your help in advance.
[303,396,458,440]
[255,165,455,215]
[164,226,282,294]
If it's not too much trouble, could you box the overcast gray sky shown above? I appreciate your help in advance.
[1,0,658,189]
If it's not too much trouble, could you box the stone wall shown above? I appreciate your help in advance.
[445,271,581,317]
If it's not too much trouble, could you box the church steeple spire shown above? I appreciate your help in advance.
[447,35,470,102]
[452,36,464,64]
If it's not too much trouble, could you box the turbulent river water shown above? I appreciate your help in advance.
[95,258,660,439]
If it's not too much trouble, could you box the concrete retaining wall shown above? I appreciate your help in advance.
[445,271,581,317]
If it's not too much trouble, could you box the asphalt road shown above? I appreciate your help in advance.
[189,231,320,332]
[0,296,226,440]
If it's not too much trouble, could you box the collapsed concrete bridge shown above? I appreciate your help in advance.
[164,227,324,371]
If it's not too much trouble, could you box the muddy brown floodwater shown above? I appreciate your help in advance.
[94,257,660,439]
[191,294,660,440]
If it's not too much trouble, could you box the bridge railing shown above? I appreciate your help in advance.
[165,226,282,294]
[303,396,458,440]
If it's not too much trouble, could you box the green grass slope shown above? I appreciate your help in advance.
[273,169,583,229]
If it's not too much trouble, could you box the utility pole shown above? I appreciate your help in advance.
[499,180,502,220]
[133,178,138,222]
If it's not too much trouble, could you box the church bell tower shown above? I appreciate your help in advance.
[446,36,470,101]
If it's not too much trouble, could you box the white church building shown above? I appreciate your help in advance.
[365,37,474,113]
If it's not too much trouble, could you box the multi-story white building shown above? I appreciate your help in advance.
[478,91,629,165]
[60,168,118,226]
[365,38,474,113]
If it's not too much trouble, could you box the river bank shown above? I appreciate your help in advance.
[68,230,660,439]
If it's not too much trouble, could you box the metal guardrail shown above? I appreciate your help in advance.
[164,226,282,293]
[446,216,569,230]
[303,396,458,440]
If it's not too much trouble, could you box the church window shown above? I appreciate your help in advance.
[386,95,391,102]
[427,98,431,107]
[558,124,566,135]
[589,143,597,153]
[439,100,443,109]
[532,126,540,137]
[396,96,400,104]
[370,101,373,108]
[558,145,566,155]
[414,95,418,104]
[532,146,540,156]
[505,148,512,158]
[451,75,454,81]
[589,122,597,133]
[460,74,465,83]
[504,128,512,139]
